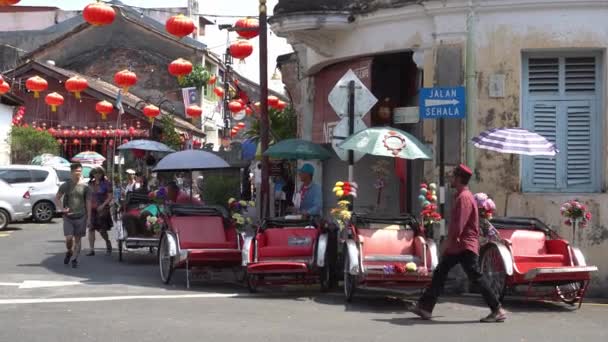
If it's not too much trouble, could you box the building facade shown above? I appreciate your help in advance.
[271,0,608,295]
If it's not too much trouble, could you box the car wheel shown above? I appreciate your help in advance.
[0,209,9,230]
[33,201,55,223]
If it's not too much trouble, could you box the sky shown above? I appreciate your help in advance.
[17,0,292,90]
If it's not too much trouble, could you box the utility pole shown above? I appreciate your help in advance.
[259,0,270,219]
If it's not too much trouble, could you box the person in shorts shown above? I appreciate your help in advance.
[55,163,91,268]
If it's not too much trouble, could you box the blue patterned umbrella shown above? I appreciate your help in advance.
[472,128,558,156]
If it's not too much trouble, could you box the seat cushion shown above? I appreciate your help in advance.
[514,254,565,263]
[359,226,415,256]
[508,230,548,256]
[171,216,236,250]
[257,228,318,259]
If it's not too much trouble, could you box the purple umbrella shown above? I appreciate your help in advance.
[472,128,558,156]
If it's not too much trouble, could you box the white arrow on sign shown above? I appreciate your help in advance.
[425,99,460,106]
[0,280,81,289]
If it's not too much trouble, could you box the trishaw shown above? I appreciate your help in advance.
[480,217,598,308]
[115,191,160,261]
[243,217,335,293]
[158,204,243,288]
[342,214,438,302]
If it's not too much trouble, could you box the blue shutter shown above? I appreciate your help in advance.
[566,101,595,188]
[529,101,559,189]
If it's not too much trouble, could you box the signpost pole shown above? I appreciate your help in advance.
[347,80,355,182]
[438,118,445,217]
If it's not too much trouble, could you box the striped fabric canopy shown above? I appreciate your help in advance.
[472,128,558,156]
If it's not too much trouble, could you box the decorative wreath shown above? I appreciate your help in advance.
[382,131,406,156]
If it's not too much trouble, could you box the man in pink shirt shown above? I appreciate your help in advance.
[411,164,506,323]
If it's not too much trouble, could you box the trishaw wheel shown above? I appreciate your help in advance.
[480,245,507,301]
[556,281,584,306]
[320,266,331,292]
[159,235,174,284]
[246,273,259,293]
[118,240,123,262]
[344,255,356,302]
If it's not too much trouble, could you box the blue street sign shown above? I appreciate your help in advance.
[419,86,466,119]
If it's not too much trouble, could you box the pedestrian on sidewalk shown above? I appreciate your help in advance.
[55,163,91,268]
[86,167,113,256]
[410,164,507,323]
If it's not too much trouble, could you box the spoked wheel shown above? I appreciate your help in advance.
[246,273,259,293]
[344,254,356,302]
[480,245,507,301]
[117,240,124,262]
[159,235,174,284]
[556,281,585,306]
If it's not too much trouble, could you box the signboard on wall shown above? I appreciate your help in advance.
[419,86,466,119]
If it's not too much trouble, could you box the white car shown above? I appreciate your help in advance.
[0,165,63,223]
[0,179,32,229]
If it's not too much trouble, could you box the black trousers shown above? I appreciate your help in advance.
[418,250,501,313]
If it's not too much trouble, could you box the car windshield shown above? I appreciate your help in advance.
[55,169,71,182]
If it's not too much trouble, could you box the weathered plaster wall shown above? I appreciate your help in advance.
[473,6,608,296]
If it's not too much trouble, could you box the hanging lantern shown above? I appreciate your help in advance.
[267,95,279,107]
[26,76,48,98]
[57,138,63,145]
[91,139,98,146]
[228,100,244,114]
[245,106,253,116]
[229,39,254,62]
[96,100,113,120]
[77,130,85,137]
[65,76,88,99]
[168,58,193,81]
[73,139,80,145]
[186,105,203,118]
[0,1,21,6]
[143,104,160,123]
[0,80,10,95]
[83,1,116,26]
[108,139,114,146]
[234,17,259,40]
[128,126,136,136]
[44,92,64,112]
[275,100,287,111]
[165,14,195,38]
[89,129,97,136]
[48,127,57,136]
[213,86,224,98]
[236,122,246,128]
[114,70,137,93]
[208,75,217,85]
[122,139,129,144]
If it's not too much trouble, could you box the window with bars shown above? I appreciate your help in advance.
[522,53,602,192]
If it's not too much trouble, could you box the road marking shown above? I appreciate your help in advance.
[0,280,81,289]
[0,233,10,237]
[0,293,240,305]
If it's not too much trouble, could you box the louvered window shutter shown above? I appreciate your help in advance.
[524,101,559,190]
[528,58,559,94]
[566,101,595,188]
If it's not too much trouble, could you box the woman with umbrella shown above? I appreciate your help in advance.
[86,167,113,256]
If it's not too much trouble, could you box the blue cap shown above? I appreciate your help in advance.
[298,163,315,175]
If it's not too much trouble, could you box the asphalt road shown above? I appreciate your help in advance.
[0,220,607,342]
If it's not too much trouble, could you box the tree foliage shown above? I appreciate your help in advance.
[8,126,60,164]
[177,64,210,90]
[244,106,297,142]
[159,114,182,151]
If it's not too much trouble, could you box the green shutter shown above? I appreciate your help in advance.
[530,102,559,187]
[566,101,594,187]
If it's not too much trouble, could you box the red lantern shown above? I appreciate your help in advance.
[62,129,71,137]
[77,130,85,137]
[0,80,10,95]
[114,70,137,93]
[228,100,244,113]
[0,0,21,6]
[208,75,217,85]
[26,76,48,98]
[213,86,224,98]
[45,92,64,112]
[83,2,116,26]
[65,76,88,99]
[48,127,57,136]
[267,95,279,107]
[108,139,114,146]
[57,138,63,145]
[275,100,287,111]
[91,139,98,146]
[143,104,160,123]
[245,106,253,116]
[229,39,253,62]
[128,126,136,136]
[236,122,246,128]
[89,129,97,136]
[96,100,113,120]
[234,17,259,40]
[73,139,80,145]
[168,58,193,81]
[165,14,195,38]
[122,139,129,144]
[186,105,203,118]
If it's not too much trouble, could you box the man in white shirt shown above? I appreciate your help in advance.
[125,169,136,193]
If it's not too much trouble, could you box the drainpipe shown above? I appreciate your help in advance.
[465,1,477,175]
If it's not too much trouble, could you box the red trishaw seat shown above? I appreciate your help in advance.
[502,230,569,273]
[358,227,426,266]
[257,228,318,260]
[170,216,237,250]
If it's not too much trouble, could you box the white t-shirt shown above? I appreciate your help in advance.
[254,169,262,185]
